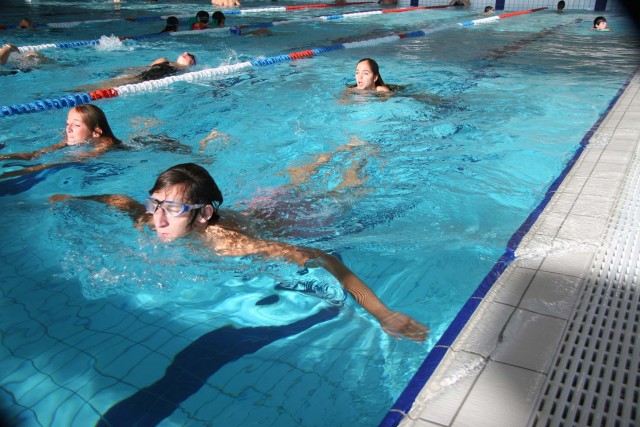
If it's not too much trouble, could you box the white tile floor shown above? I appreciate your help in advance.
[397,71,640,427]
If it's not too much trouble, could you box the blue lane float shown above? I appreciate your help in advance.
[1,94,92,118]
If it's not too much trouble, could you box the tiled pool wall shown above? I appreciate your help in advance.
[397,0,627,11]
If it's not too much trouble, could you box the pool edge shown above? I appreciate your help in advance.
[380,66,640,427]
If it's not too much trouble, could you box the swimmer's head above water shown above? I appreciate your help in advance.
[176,52,197,67]
[211,11,225,27]
[161,16,179,33]
[593,16,609,31]
[18,18,33,29]
[66,104,119,146]
[196,10,210,24]
[147,163,223,240]
[354,58,390,92]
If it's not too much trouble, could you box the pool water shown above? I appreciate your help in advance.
[1,1,639,426]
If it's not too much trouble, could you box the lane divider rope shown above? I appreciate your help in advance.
[0,1,376,30]
[0,8,547,117]
[14,5,455,53]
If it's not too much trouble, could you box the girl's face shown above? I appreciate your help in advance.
[65,108,100,145]
[355,61,378,90]
[596,20,608,30]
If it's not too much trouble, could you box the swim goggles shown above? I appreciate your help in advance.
[145,197,205,217]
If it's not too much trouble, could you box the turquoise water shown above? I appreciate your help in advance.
[1,1,639,426]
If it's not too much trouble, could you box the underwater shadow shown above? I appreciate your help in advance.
[95,305,339,426]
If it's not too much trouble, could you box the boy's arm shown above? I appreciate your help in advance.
[303,248,429,342]
[50,194,149,225]
[221,233,429,342]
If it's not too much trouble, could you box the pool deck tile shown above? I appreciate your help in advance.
[398,71,640,427]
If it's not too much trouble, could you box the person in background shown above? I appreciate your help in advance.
[592,16,611,31]
[211,0,350,6]
[0,43,52,75]
[483,5,495,14]
[191,11,210,30]
[0,104,121,178]
[557,1,565,13]
[212,0,240,6]
[0,43,19,66]
[211,11,226,27]
[147,52,197,73]
[75,52,196,92]
[18,18,34,29]
[218,12,272,36]
[352,58,390,92]
[449,0,470,6]
[50,163,430,342]
[160,16,179,33]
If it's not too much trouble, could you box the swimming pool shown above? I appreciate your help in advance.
[1,1,639,426]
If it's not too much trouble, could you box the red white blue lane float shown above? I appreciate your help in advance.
[0,8,546,117]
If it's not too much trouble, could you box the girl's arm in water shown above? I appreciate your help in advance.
[0,141,67,161]
[0,139,119,179]
[0,141,69,180]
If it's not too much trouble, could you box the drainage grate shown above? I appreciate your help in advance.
[531,144,640,426]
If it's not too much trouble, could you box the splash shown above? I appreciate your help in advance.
[95,35,127,51]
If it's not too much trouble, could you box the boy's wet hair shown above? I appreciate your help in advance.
[150,163,223,225]
[593,16,607,27]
